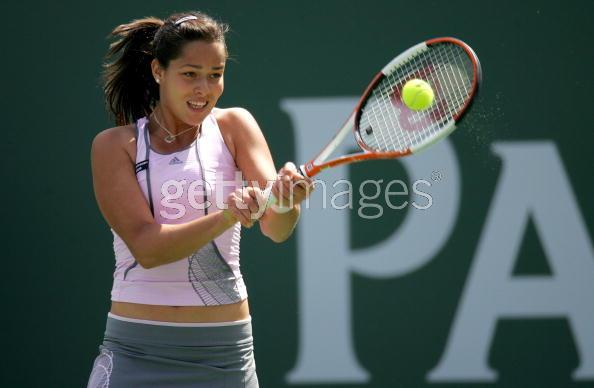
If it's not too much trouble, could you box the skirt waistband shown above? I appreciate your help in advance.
[104,313,253,347]
[107,312,251,327]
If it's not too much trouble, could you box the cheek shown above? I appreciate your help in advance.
[214,79,224,97]
[176,78,193,94]
[163,78,186,100]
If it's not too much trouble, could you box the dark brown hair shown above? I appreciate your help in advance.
[102,12,229,126]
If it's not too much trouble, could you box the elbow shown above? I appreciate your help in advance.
[128,235,159,269]
[137,257,157,269]
[126,223,161,269]
[129,247,158,269]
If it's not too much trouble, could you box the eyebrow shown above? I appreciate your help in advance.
[181,64,225,70]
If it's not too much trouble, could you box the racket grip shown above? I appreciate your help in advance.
[298,164,308,177]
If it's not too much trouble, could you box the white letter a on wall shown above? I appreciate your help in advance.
[428,141,594,382]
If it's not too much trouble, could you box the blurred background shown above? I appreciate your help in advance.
[2,0,593,387]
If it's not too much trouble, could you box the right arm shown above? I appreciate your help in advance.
[91,127,255,269]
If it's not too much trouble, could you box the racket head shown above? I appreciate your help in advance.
[355,37,481,156]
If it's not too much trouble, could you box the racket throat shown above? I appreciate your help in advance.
[314,113,355,165]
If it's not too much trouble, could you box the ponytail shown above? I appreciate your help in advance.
[102,12,229,126]
[102,18,163,126]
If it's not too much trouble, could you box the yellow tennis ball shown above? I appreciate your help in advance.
[402,79,435,111]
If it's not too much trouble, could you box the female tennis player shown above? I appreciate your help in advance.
[87,11,311,388]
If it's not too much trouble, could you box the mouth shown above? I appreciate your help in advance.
[187,100,208,111]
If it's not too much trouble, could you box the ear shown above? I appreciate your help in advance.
[151,59,164,84]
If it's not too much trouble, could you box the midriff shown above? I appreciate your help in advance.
[110,299,250,323]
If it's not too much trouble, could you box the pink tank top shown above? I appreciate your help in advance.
[110,113,247,306]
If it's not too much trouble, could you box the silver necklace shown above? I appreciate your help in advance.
[151,110,200,144]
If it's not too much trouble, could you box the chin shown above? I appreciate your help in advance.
[185,105,214,125]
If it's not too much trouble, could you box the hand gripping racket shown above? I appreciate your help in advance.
[268,37,481,210]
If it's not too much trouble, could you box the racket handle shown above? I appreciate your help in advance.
[298,164,308,177]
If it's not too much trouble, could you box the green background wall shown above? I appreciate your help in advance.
[2,1,593,387]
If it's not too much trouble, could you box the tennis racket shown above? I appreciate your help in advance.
[268,36,481,210]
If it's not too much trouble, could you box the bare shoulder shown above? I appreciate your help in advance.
[212,107,275,182]
[212,107,257,130]
[91,123,137,164]
[212,107,263,161]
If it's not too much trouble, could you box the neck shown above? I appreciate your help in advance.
[149,106,201,145]
[155,106,193,134]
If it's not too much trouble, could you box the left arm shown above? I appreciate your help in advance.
[215,107,311,242]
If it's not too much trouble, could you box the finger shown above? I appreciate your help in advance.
[290,177,310,192]
[271,177,286,202]
[290,177,316,203]
[279,169,301,181]
[295,176,314,192]
[251,187,266,204]
[291,188,310,205]
[237,202,254,223]
[278,176,293,206]
[286,176,311,198]
[225,191,254,226]
[271,182,281,201]
[278,164,304,183]
[282,161,298,174]
[246,198,260,215]
[243,189,262,215]
[250,189,267,219]
[232,201,252,225]
[233,193,249,210]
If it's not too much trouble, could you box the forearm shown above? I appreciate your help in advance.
[259,205,301,243]
[132,210,236,269]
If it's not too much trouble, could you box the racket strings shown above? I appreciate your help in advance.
[359,42,474,153]
[393,44,468,147]
[405,44,470,139]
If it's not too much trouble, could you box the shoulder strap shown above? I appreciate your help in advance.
[133,118,154,216]
[134,118,149,174]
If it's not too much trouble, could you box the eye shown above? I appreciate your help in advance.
[183,72,196,78]
[209,73,223,79]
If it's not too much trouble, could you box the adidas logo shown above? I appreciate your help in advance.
[169,156,183,165]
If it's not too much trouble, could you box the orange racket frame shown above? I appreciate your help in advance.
[300,37,481,178]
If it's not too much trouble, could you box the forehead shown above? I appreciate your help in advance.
[171,40,227,68]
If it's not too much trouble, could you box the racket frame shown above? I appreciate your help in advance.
[300,37,481,178]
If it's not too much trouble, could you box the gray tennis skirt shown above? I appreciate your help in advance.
[87,313,259,388]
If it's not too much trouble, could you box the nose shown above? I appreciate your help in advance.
[193,77,208,95]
